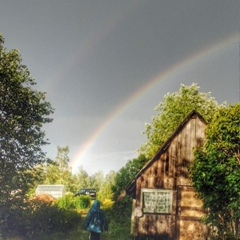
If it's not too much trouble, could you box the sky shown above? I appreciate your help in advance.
[0,0,239,175]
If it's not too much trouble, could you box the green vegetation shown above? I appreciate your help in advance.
[139,83,219,158]
[191,104,240,239]
[109,155,149,240]
[0,34,54,239]
[57,194,91,210]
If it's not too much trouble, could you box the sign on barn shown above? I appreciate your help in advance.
[141,189,173,214]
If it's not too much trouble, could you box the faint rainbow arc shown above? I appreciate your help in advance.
[71,33,239,171]
[42,1,141,94]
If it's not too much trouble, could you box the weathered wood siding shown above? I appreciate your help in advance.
[177,186,207,240]
[133,114,208,239]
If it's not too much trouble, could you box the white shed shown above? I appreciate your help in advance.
[36,185,66,199]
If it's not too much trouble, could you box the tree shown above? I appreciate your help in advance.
[73,166,91,191]
[0,34,54,236]
[55,146,72,186]
[56,146,70,171]
[112,154,148,200]
[90,171,105,192]
[111,154,148,220]
[43,146,75,192]
[97,171,117,201]
[190,104,240,239]
[139,83,220,159]
[109,155,148,239]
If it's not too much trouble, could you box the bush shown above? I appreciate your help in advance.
[56,194,91,211]
[57,194,75,210]
[109,220,132,240]
[74,196,91,209]
[107,197,132,240]
[1,198,82,240]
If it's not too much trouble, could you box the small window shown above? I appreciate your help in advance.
[141,188,173,214]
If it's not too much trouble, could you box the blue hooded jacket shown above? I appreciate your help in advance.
[84,200,108,233]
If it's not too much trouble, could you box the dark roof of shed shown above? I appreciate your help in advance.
[125,110,207,197]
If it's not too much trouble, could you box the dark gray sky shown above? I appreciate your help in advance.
[0,0,239,174]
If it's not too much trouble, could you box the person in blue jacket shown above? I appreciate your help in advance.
[84,200,108,240]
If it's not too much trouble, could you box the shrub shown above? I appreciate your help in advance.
[74,196,91,209]
[3,198,82,240]
[56,194,91,210]
[107,197,132,240]
[57,194,75,210]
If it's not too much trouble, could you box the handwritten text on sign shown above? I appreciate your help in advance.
[142,189,172,214]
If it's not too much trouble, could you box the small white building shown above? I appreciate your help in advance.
[36,185,66,199]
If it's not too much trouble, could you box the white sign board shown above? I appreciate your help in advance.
[141,189,173,214]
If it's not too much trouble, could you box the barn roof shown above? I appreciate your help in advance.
[125,110,207,198]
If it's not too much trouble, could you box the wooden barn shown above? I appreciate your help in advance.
[126,111,209,240]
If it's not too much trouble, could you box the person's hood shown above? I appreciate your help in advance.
[92,200,100,210]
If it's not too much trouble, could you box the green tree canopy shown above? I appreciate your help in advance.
[97,170,117,201]
[190,104,240,239]
[0,34,54,235]
[112,154,148,199]
[56,146,70,171]
[139,83,220,159]
[42,146,75,191]
[90,171,105,192]
[73,166,91,191]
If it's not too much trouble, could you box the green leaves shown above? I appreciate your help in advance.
[0,34,54,235]
[139,83,219,158]
[191,104,240,239]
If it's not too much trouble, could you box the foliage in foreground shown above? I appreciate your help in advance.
[0,197,82,240]
[191,104,240,240]
[0,34,54,237]
[108,196,132,240]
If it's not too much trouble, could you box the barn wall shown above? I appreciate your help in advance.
[134,115,207,239]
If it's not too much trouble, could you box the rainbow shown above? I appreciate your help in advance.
[70,33,239,172]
